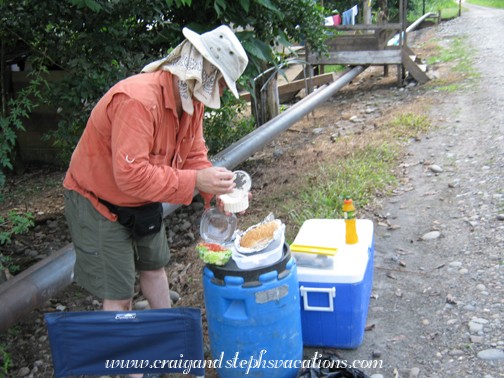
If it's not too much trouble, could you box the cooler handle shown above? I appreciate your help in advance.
[299,286,336,312]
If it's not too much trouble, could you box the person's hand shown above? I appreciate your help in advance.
[196,167,235,195]
[216,192,253,215]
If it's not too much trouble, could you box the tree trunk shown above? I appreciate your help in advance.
[251,62,280,126]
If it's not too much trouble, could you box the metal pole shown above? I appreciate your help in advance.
[210,66,365,170]
[0,244,75,332]
[406,12,438,33]
[0,66,366,333]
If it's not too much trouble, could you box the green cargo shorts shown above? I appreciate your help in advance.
[64,189,170,300]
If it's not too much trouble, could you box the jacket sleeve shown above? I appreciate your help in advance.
[109,95,197,205]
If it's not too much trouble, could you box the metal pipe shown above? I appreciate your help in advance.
[0,65,366,333]
[210,65,365,169]
[406,12,438,33]
[0,244,75,332]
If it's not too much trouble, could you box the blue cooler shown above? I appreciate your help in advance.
[291,219,374,349]
[203,243,303,378]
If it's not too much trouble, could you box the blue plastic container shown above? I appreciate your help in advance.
[293,219,374,349]
[203,244,303,378]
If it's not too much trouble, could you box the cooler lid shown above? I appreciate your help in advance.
[293,219,374,284]
[200,207,237,244]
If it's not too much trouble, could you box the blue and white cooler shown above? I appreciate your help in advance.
[291,219,374,349]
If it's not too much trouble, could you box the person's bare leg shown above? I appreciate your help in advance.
[139,268,171,309]
[101,270,169,378]
[103,298,132,311]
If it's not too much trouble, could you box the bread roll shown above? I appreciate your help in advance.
[240,221,279,249]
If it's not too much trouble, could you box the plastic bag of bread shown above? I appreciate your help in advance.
[235,213,285,254]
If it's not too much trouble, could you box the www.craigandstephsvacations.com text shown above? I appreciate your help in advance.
[105,351,383,374]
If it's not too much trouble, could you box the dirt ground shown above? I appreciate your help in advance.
[1,3,504,377]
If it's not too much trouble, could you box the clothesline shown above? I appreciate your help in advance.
[342,4,359,25]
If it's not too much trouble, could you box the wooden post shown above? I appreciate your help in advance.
[403,0,408,47]
[251,61,280,126]
[399,0,403,48]
[459,0,461,17]
[364,0,372,26]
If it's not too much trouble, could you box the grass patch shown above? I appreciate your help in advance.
[282,143,398,232]
[427,36,471,64]
[439,84,461,92]
[388,112,431,139]
[440,6,468,18]
[426,35,478,89]
[274,111,432,243]
[466,0,504,8]
[409,0,468,20]
[324,65,346,74]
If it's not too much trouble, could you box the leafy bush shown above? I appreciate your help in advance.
[203,90,255,156]
[0,343,13,378]
[3,0,329,164]
[0,210,35,246]
[0,210,34,279]
[0,63,48,201]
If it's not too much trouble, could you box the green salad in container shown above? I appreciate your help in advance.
[196,243,232,266]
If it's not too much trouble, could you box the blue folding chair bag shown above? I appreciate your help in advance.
[45,308,204,377]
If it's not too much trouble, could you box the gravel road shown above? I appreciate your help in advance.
[327,3,504,377]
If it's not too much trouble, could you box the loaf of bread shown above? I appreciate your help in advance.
[240,221,279,249]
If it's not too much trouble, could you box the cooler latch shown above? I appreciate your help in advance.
[300,286,336,312]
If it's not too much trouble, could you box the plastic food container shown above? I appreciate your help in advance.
[200,208,286,270]
[200,207,237,245]
[232,231,285,270]
[219,170,252,213]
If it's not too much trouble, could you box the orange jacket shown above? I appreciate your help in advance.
[63,70,213,221]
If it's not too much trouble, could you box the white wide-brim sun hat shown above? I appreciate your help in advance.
[183,25,248,98]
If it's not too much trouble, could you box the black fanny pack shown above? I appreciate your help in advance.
[99,199,164,240]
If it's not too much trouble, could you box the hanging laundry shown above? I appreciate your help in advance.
[333,14,342,25]
[324,15,335,26]
[342,5,358,25]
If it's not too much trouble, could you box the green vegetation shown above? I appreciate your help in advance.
[427,36,474,66]
[408,0,468,19]
[439,6,467,19]
[439,84,462,92]
[204,91,255,155]
[276,110,432,242]
[0,211,34,246]
[2,0,329,163]
[466,0,504,8]
[389,112,431,139]
[426,35,478,91]
[0,343,13,378]
[0,211,34,276]
[325,65,346,74]
[284,143,399,228]
[0,62,49,201]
